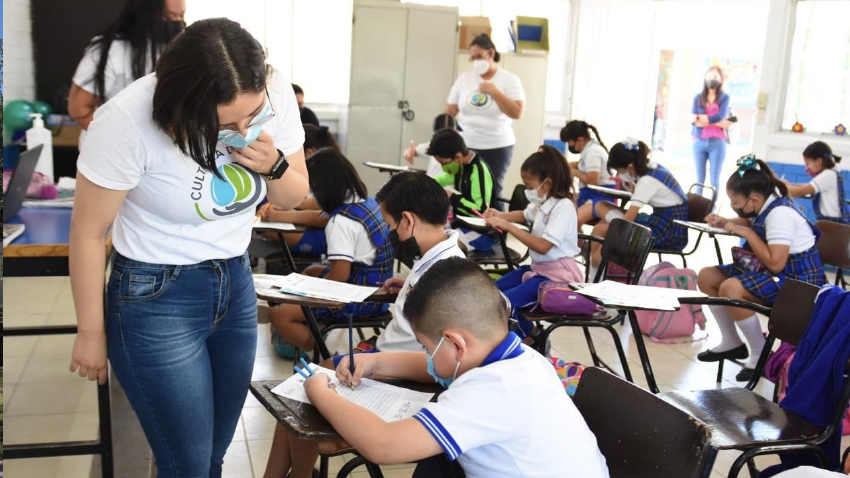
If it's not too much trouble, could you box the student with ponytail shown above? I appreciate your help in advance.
[560,120,617,226]
[485,145,582,344]
[588,139,689,275]
[697,155,825,381]
[783,141,849,224]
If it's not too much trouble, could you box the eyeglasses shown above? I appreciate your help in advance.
[218,88,276,143]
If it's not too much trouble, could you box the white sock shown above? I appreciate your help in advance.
[708,305,744,352]
[605,209,624,223]
[588,265,599,283]
[736,314,765,368]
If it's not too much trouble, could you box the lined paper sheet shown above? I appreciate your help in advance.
[271,365,434,422]
[275,273,378,303]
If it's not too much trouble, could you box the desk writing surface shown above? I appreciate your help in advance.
[586,184,632,199]
[249,379,441,441]
[3,207,113,258]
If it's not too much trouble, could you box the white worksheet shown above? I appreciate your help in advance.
[456,216,529,231]
[576,280,706,311]
[253,216,297,231]
[673,220,730,235]
[271,365,434,422]
[275,273,378,303]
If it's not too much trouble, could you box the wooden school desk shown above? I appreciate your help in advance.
[2,206,115,478]
[249,378,441,478]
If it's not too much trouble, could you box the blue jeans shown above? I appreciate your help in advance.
[474,145,514,211]
[107,252,258,478]
[693,138,727,192]
[495,265,547,338]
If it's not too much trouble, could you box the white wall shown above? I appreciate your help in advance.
[751,0,850,164]
[4,0,37,102]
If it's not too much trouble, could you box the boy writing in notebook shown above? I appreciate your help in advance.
[305,258,610,478]
[263,171,464,478]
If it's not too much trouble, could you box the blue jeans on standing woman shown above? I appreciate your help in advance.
[107,252,258,478]
[474,145,514,211]
[693,137,726,193]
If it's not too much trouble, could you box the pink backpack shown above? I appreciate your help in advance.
[636,262,707,343]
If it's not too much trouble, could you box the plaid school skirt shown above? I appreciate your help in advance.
[635,205,689,251]
[716,246,826,305]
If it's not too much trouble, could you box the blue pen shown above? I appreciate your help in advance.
[294,365,311,380]
[299,357,315,376]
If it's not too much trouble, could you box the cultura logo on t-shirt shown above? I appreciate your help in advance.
[191,151,264,221]
[467,92,490,109]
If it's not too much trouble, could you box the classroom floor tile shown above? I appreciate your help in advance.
[3,412,100,445]
[2,455,96,478]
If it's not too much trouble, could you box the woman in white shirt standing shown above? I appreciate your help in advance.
[68,19,308,477]
[69,0,187,132]
[446,34,526,209]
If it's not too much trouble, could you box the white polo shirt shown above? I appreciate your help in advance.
[629,164,686,209]
[758,195,817,253]
[414,333,610,478]
[577,140,613,188]
[325,197,376,265]
[523,197,581,263]
[376,231,465,352]
[809,167,842,218]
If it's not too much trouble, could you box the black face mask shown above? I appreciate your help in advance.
[389,227,421,269]
[164,20,186,43]
[733,198,758,219]
[568,144,580,155]
[705,79,721,90]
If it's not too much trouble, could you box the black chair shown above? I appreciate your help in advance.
[574,368,716,478]
[662,280,850,478]
[815,220,850,289]
[519,219,659,390]
[463,184,530,272]
[652,183,717,268]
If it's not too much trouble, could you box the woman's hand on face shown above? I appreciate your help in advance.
[478,81,500,96]
[230,130,279,175]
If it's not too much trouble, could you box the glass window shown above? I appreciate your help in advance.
[781,0,850,133]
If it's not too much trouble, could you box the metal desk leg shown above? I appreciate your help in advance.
[712,235,724,264]
[628,310,660,394]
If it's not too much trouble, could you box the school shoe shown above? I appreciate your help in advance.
[696,344,749,362]
[736,367,756,382]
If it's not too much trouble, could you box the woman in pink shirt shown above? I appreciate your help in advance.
[692,66,732,192]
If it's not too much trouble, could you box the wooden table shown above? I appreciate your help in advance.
[1,206,115,477]
[250,378,441,478]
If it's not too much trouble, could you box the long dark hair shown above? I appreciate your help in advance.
[607,140,651,177]
[86,0,184,102]
[803,141,842,169]
[521,145,574,200]
[152,18,268,178]
[304,125,339,152]
[699,66,725,107]
[307,148,369,214]
[726,156,788,199]
[470,33,501,62]
[560,120,609,153]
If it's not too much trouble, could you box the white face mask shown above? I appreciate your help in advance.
[472,59,490,76]
[524,183,546,205]
[619,171,636,183]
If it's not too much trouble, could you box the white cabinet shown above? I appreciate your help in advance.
[348,0,459,191]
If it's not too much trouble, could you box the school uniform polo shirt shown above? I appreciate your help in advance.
[414,333,610,478]
[523,196,581,263]
[376,230,465,352]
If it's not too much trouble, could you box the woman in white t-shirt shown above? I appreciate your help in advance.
[68,19,309,476]
[446,34,526,209]
[783,141,850,224]
[69,0,186,133]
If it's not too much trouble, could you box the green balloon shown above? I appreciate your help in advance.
[4,101,36,134]
[32,101,54,117]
